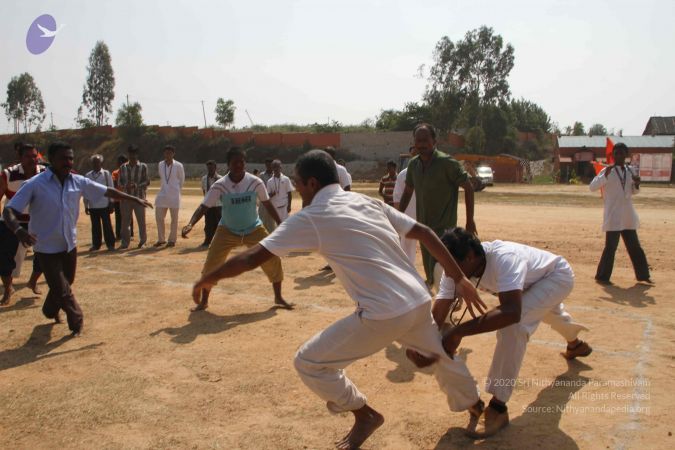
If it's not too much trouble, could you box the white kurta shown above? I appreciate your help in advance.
[393,167,417,265]
[155,160,185,209]
[589,165,639,232]
[266,174,294,222]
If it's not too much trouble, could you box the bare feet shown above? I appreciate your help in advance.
[336,404,384,450]
[274,297,294,310]
[466,404,509,439]
[466,399,485,435]
[191,302,208,312]
[1,286,15,305]
[27,283,42,295]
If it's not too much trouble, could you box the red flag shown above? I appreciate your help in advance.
[605,138,614,165]
[592,160,605,175]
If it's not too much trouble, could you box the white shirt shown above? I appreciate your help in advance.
[335,162,352,189]
[260,183,430,320]
[7,169,108,253]
[438,240,570,299]
[155,160,185,209]
[201,173,222,206]
[589,165,640,231]
[266,174,294,209]
[393,167,416,219]
[203,172,269,235]
[84,169,114,209]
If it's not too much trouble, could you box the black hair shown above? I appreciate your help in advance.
[117,154,128,164]
[264,158,273,164]
[440,227,484,262]
[18,143,37,157]
[295,150,339,187]
[47,142,73,161]
[386,159,397,168]
[206,160,216,166]
[226,147,246,164]
[14,141,24,151]
[613,143,629,153]
[127,145,139,154]
[324,146,336,158]
[413,123,437,140]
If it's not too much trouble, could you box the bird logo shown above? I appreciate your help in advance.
[26,14,64,55]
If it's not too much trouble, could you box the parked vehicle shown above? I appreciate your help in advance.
[476,166,494,186]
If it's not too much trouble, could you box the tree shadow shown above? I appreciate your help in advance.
[149,307,279,344]
[293,271,336,290]
[0,296,38,313]
[598,283,655,308]
[0,323,104,372]
[433,359,592,449]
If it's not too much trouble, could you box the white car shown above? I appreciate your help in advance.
[476,166,494,186]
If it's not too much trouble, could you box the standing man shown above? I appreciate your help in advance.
[0,143,45,304]
[324,146,352,191]
[201,160,222,247]
[3,142,152,336]
[154,145,185,247]
[258,158,275,232]
[393,146,418,265]
[84,154,116,251]
[409,228,592,438]
[119,146,149,249]
[378,160,397,206]
[266,159,294,227]
[191,150,487,450]
[590,143,651,284]
[112,154,133,241]
[182,147,291,311]
[398,123,476,285]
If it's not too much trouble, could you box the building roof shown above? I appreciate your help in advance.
[558,135,674,149]
[643,116,675,135]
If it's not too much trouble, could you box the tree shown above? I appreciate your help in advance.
[509,98,552,133]
[465,126,486,154]
[81,41,115,126]
[572,121,585,136]
[376,102,431,131]
[215,98,235,128]
[75,106,95,129]
[425,26,515,130]
[588,123,607,136]
[2,73,46,133]
[115,102,144,128]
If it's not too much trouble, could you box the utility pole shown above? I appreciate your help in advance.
[126,94,130,107]
[245,109,254,127]
[50,112,54,129]
[201,100,207,128]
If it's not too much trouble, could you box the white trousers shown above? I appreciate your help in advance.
[294,302,480,414]
[156,207,179,243]
[486,261,588,402]
[400,236,417,267]
[12,244,28,278]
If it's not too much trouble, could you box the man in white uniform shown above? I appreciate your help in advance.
[266,159,294,226]
[192,150,487,450]
[589,143,650,284]
[325,146,351,191]
[410,227,592,438]
[393,146,418,265]
[84,154,116,251]
[154,145,185,247]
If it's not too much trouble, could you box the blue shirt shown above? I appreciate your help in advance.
[7,169,109,254]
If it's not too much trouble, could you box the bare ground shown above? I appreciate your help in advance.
[0,183,673,449]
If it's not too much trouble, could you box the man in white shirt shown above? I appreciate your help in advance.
[325,146,352,191]
[84,154,116,251]
[191,150,487,450]
[589,143,651,284]
[266,159,294,227]
[201,160,222,247]
[3,142,152,336]
[154,145,185,247]
[411,228,592,438]
[393,146,418,265]
[182,147,291,311]
[258,158,276,232]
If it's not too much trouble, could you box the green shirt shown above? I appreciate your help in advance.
[405,149,468,232]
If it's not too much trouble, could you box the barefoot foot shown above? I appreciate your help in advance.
[27,283,42,295]
[274,297,294,310]
[335,405,384,450]
[191,302,208,312]
[1,287,15,305]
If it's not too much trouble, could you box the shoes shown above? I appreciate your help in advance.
[88,246,100,252]
[562,340,593,360]
[137,241,146,249]
[153,241,167,247]
[106,246,116,252]
[166,242,176,247]
[119,244,129,249]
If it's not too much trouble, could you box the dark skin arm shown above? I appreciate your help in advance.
[262,199,282,225]
[378,180,385,198]
[181,204,208,237]
[398,184,414,213]
[287,192,292,214]
[461,180,476,235]
[193,244,273,301]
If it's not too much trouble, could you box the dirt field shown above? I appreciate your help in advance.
[1,183,673,449]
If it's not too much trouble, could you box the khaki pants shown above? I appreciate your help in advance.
[486,260,588,402]
[202,225,283,283]
[294,301,480,413]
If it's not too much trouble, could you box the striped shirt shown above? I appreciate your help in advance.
[379,173,397,206]
[2,163,46,222]
[118,162,149,199]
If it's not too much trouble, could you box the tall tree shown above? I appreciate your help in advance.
[425,26,515,129]
[572,121,585,136]
[588,123,607,136]
[2,73,46,133]
[214,98,235,128]
[115,102,144,128]
[509,98,552,133]
[82,41,115,126]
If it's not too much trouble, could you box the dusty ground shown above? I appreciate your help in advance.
[0,182,673,450]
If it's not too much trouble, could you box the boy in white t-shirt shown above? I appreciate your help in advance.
[265,159,294,226]
[192,150,487,450]
[410,228,592,438]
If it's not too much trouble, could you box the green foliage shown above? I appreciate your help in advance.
[509,98,552,133]
[115,102,144,128]
[588,123,607,136]
[215,98,235,128]
[82,41,115,126]
[465,126,486,154]
[375,102,431,131]
[2,72,46,133]
[572,121,585,136]
[75,106,96,129]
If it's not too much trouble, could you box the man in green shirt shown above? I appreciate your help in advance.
[398,123,476,285]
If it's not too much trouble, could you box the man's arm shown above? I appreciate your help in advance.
[460,180,476,235]
[287,191,292,213]
[193,244,274,302]
[105,188,153,208]
[398,184,414,213]
[2,207,36,247]
[139,164,150,188]
[405,223,486,317]
[378,180,385,197]
[181,204,209,237]
[262,200,282,225]
[589,167,610,192]
[0,171,7,201]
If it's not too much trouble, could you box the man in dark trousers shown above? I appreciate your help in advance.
[200,160,222,247]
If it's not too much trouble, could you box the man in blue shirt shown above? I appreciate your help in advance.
[3,142,152,336]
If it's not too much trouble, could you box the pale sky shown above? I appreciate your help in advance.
[1,0,674,135]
